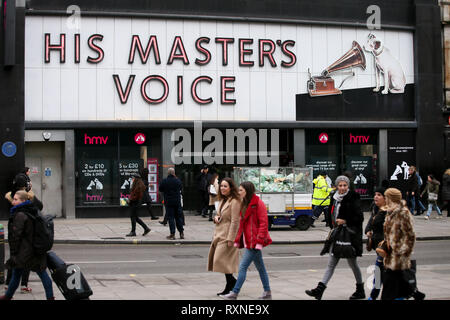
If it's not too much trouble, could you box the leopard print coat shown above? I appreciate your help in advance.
[383,204,415,270]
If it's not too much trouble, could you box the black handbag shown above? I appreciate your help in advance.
[331,225,356,259]
[320,227,339,256]
[402,259,418,298]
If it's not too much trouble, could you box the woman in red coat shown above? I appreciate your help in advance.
[221,181,272,300]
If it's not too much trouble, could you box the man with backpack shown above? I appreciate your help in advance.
[0,190,55,300]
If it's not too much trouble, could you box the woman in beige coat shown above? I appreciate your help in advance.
[207,177,241,296]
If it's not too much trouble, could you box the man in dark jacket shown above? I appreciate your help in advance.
[159,168,184,240]
[196,166,211,217]
[0,190,54,300]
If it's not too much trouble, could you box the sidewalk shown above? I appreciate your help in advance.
[2,212,450,301]
[2,211,449,245]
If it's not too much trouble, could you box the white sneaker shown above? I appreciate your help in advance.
[220,291,238,300]
[424,216,429,220]
[259,291,272,300]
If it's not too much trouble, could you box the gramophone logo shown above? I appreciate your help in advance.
[307,33,406,97]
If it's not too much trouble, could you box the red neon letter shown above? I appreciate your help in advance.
[128,35,161,64]
[141,75,169,104]
[259,39,276,67]
[191,76,213,104]
[215,38,234,66]
[168,36,189,65]
[221,76,236,105]
[239,39,254,67]
[45,33,66,63]
[113,74,136,104]
[87,34,104,64]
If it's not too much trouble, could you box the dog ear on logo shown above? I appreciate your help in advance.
[374,40,381,50]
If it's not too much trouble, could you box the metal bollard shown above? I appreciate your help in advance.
[0,224,4,284]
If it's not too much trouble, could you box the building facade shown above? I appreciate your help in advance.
[0,0,444,219]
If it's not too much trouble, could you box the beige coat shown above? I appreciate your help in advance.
[209,178,219,206]
[207,197,241,274]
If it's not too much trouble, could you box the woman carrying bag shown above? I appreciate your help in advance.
[365,187,388,300]
[306,175,365,300]
[421,174,443,220]
[126,176,151,237]
[379,188,416,300]
[207,177,241,296]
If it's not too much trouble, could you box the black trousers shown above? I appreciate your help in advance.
[130,205,149,233]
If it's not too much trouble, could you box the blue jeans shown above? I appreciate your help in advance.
[165,205,184,235]
[426,203,442,216]
[5,268,53,299]
[232,249,270,294]
[370,253,384,299]
[407,194,416,213]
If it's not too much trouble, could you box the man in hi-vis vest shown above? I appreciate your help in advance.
[310,172,335,228]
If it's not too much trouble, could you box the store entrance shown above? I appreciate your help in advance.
[25,142,63,217]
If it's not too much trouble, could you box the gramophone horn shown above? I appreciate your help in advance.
[322,41,366,76]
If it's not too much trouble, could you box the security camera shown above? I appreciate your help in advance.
[42,132,51,141]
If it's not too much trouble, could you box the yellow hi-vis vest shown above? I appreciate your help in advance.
[312,175,333,206]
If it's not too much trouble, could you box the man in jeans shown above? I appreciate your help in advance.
[0,190,54,300]
[159,168,184,240]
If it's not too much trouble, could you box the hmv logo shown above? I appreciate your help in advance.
[349,133,370,144]
[84,134,109,145]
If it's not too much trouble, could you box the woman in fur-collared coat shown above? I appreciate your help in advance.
[207,178,241,296]
[381,188,416,300]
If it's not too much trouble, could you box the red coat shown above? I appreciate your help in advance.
[234,194,272,249]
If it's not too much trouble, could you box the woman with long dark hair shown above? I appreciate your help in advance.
[126,176,151,237]
[221,181,273,300]
[207,177,241,296]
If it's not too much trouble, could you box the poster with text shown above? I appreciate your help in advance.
[119,159,143,202]
[346,156,373,198]
[79,159,111,205]
[306,157,339,183]
[388,130,416,195]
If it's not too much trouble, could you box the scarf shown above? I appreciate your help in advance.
[332,190,349,220]
[10,200,32,215]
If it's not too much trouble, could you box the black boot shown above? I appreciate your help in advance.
[349,283,366,300]
[305,282,326,300]
[217,277,236,296]
[413,289,425,300]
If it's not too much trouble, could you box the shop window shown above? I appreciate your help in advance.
[75,129,161,207]
[75,130,118,206]
[306,129,378,199]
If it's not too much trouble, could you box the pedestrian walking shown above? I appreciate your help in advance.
[4,172,44,294]
[196,166,211,217]
[159,168,184,240]
[126,176,151,237]
[207,177,241,296]
[305,175,365,300]
[310,171,335,228]
[405,166,424,215]
[207,173,220,221]
[221,181,273,300]
[379,188,416,300]
[365,187,387,300]
[0,190,54,300]
[415,169,427,214]
[440,168,450,217]
[421,174,443,220]
[140,168,158,220]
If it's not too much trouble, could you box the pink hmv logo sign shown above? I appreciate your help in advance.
[319,133,328,144]
[135,133,146,144]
